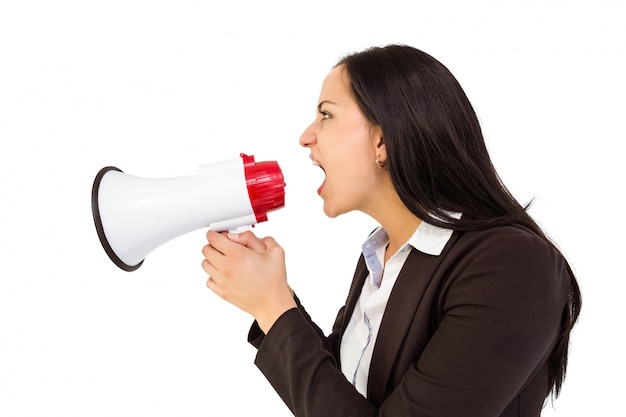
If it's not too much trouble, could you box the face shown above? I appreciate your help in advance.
[299,65,386,218]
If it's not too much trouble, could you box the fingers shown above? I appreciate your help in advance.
[201,234,230,291]
[259,235,279,250]
[201,237,224,268]
[202,255,229,298]
[227,230,267,252]
[205,230,230,254]
[204,270,220,294]
[202,230,258,290]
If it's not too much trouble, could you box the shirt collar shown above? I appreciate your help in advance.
[362,212,461,258]
[410,214,460,256]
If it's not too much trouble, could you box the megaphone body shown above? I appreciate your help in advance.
[92,153,285,271]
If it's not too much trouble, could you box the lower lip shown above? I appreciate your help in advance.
[317,180,325,195]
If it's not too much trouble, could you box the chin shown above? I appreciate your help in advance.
[322,201,346,219]
[322,207,338,218]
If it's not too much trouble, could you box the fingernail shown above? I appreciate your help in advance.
[228,232,240,240]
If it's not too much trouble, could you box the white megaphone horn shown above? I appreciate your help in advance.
[91,153,285,271]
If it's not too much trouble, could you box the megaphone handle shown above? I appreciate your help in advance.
[228,225,252,234]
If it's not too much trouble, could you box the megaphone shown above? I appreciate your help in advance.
[91,153,285,272]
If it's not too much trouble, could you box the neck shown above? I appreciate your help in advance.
[367,193,422,259]
[384,211,421,259]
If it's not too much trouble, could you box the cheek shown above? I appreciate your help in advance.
[346,142,376,178]
[335,127,376,164]
[321,121,378,185]
[333,153,377,196]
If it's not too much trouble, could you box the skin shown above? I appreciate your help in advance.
[201,65,422,334]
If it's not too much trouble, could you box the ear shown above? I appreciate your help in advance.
[373,126,386,160]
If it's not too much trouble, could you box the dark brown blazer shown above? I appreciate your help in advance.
[248,224,571,417]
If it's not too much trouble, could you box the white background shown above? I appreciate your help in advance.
[1,0,624,415]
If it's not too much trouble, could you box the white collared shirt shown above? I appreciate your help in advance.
[339,217,459,397]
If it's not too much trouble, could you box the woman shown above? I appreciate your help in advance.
[201,44,581,417]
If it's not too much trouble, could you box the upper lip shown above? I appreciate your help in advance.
[310,154,323,169]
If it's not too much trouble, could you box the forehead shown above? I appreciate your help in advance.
[319,65,351,100]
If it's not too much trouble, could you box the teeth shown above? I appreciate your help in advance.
[310,155,322,168]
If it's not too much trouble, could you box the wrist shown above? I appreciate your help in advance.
[256,299,298,334]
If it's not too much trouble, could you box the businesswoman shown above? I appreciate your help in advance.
[201,44,581,417]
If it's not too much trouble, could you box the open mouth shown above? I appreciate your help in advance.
[310,155,326,195]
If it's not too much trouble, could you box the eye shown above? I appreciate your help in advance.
[319,110,331,121]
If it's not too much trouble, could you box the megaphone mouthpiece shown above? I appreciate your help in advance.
[242,154,285,223]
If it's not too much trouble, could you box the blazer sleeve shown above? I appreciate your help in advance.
[246,227,571,417]
[248,294,345,358]
[248,306,377,416]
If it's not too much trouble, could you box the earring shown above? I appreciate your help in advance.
[375,156,387,168]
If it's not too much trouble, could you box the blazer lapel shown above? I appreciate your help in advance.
[339,255,369,335]
[366,231,461,405]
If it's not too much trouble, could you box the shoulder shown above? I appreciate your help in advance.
[437,224,570,306]
[450,224,559,263]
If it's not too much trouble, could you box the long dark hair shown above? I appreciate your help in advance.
[337,44,581,398]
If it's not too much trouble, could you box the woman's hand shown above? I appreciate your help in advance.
[201,230,297,334]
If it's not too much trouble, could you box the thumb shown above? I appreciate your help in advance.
[227,230,266,252]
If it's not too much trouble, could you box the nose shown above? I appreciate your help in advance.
[299,121,316,148]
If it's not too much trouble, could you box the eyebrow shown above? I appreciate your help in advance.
[317,100,337,111]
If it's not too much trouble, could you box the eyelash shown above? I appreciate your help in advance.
[319,110,331,121]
